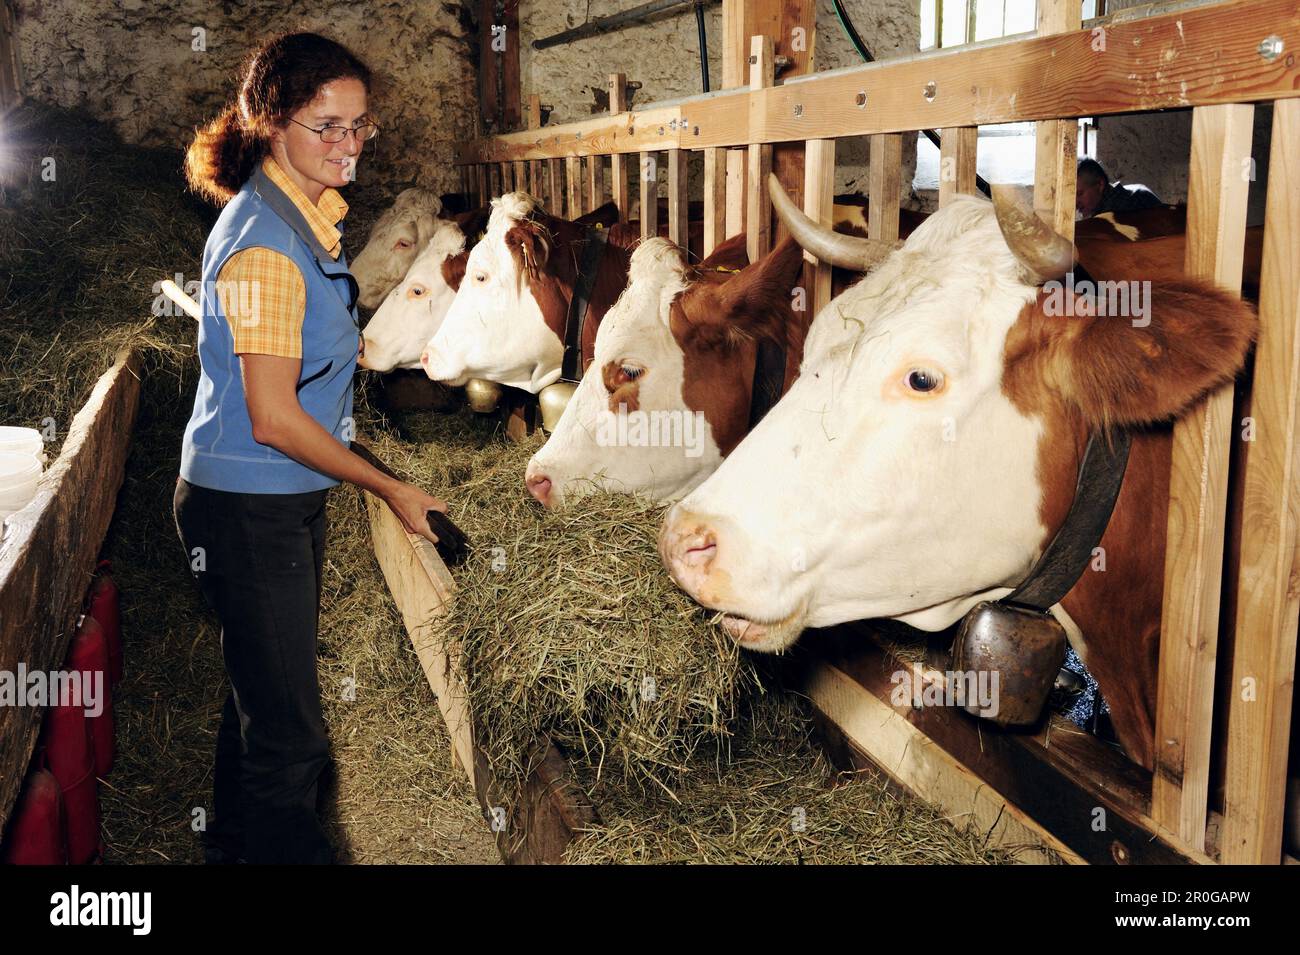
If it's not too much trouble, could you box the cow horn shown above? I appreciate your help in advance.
[767,173,896,271]
[990,184,1075,284]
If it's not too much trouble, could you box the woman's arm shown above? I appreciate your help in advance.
[241,353,446,543]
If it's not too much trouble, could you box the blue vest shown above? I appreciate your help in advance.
[180,167,359,494]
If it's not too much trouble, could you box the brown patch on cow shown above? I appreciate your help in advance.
[1001,280,1256,770]
[441,251,468,292]
[670,237,806,457]
[601,360,641,413]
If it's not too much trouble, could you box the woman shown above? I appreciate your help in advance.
[175,32,446,865]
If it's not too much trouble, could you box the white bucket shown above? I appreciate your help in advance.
[0,451,43,515]
[0,427,48,465]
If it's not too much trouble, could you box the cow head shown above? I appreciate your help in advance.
[524,234,805,506]
[351,188,444,309]
[660,178,1256,654]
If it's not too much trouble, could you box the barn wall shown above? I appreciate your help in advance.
[517,0,920,208]
[8,0,478,199]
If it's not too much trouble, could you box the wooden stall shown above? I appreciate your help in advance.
[438,0,1299,864]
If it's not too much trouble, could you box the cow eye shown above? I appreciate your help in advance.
[395,238,413,250]
[620,365,644,382]
[473,271,488,284]
[905,368,943,393]
[407,284,427,299]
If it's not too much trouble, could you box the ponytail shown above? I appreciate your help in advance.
[184,103,262,206]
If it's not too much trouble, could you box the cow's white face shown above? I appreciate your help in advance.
[358,222,466,372]
[526,240,723,506]
[661,197,1049,651]
[351,188,442,309]
[421,193,562,393]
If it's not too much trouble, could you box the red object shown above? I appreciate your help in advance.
[1,769,67,865]
[43,698,101,864]
[67,615,114,777]
[88,567,122,686]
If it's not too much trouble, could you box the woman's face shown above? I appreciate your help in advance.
[271,77,370,199]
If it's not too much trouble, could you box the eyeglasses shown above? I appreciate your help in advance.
[288,117,380,144]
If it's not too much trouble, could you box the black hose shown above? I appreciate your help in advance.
[695,1,710,93]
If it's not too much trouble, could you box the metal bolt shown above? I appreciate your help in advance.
[1258,35,1284,60]
[693,126,700,136]
[658,126,665,135]
[855,91,868,108]
[748,54,757,65]
[923,81,937,102]
[1110,840,1131,864]
[794,103,804,117]
[628,126,635,136]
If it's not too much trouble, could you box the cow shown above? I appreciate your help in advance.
[352,188,445,310]
[524,234,805,506]
[658,174,1257,771]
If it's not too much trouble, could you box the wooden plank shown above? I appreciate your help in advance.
[938,126,978,206]
[1033,0,1081,237]
[746,35,775,263]
[565,156,581,221]
[477,0,499,129]
[802,625,1215,864]
[666,148,688,249]
[0,348,143,833]
[0,0,21,114]
[640,153,658,241]
[1153,102,1254,852]
[455,0,1300,163]
[547,159,562,215]
[501,0,521,130]
[512,160,527,197]
[609,74,629,221]
[867,133,901,243]
[476,164,488,205]
[585,155,602,214]
[363,473,597,863]
[805,662,1082,865]
[526,94,543,204]
[1221,97,1300,865]
[803,139,836,320]
[703,147,727,256]
[498,162,511,193]
[725,150,746,238]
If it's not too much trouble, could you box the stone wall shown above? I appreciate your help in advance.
[10,0,478,200]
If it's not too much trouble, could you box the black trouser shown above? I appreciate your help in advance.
[173,476,333,865]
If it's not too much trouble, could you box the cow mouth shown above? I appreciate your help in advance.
[715,605,805,652]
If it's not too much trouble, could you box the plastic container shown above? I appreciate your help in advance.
[0,426,48,464]
[0,451,42,520]
[0,768,67,865]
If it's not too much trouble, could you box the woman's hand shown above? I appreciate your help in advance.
[383,481,449,545]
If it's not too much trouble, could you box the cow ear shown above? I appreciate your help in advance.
[414,212,438,246]
[441,251,469,292]
[454,206,491,244]
[503,222,550,278]
[1017,280,1256,427]
[697,233,749,273]
[674,237,803,351]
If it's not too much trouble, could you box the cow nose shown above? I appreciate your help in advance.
[526,473,552,506]
[659,508,722,601]
[357,339,375,369]
[419,347,434,375]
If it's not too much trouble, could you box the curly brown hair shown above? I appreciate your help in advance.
[184,32,371,206]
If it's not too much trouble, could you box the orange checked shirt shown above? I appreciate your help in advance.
[216,156,350,359]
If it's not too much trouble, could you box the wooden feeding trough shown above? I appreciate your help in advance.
[0,348,143,834]
[439,0,1300,864]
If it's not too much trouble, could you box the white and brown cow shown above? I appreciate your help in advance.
[351,188,445,310]
[524,234,804,506]
[659,176,1256,769]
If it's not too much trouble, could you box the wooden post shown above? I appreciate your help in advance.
[938,126,978,206]
[703,148,727,256]
[501,0,521,129]
[640,153,658,240]
[498,162,511,193]
[527,94,544,205]
[1221,97,1300,865]
[722,0,746,239]
[566,156,582,219]
[867,134,901,243]
[586,155,603,213]
[0,0,22,113]
[667,148,689,249]
[513,160,527,197]
[1152,102,1254,853]
[477,0,499,130]
[548,159,563,216]
[746,35,775,263]
[1032,0,1080,238]
[609,74,629,221]
[476,164,488,205]
[803,139,836,320]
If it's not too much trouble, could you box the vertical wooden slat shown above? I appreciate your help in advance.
[609,74,629,221]
[1221,97,1300,865]
[586,155,603,213]
[1032,0,1080,239]
[476,164,488,204]
[867,134,901,243]
[513,160,527,196]
[501,0,521,129]
[803,139,836,320]
[477,0,499,129]
[1152,103,1254,852]
[746,35,775,262]
[722,0,746,240]
[566,156,582,220]
[667,149,689,249]
[640,153,658,240]
[726,151,746,239]
[498,162,511,193]
[938,126,978,206]
[526,94,543,205]
[548,159,563,216]
[703,148,727,256]
[0,0,20,112]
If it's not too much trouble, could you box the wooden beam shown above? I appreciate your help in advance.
[938,126,978,205]
[455,0,1300,164]
[803,139,836,321]
[667,148,688,249]
[867,133,901,243]
[1033,0,1080,238]
[477,0,499,130]
[640,153,658,240]
[1221,97,1300,865]
[1153,102,1254,852]
[566,155,581,220]
[703,147,727,256]
[609,74,629,221]
[747,35,775,263]
[0,348,142,834]
[501,0,521,129]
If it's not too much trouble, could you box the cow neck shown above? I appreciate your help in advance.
[560,225,611,383]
